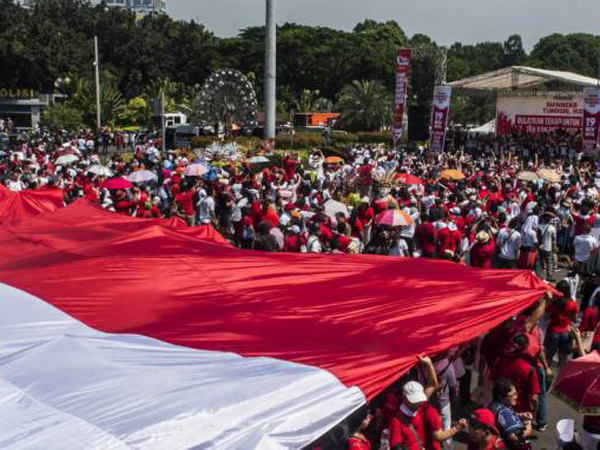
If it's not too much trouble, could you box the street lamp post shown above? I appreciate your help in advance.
[264,0,276,139]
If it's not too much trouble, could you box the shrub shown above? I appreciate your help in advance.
[355,131,393,144]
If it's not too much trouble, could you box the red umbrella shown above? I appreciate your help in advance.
[552,351,600,415]
[104,178,133,190]
[395,173,423,185]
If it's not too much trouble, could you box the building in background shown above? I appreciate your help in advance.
[13,0,167,15]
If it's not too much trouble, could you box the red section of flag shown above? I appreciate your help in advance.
[0,201,552,399]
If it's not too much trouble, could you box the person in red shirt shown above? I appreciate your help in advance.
[470,231,495,269]
[491,334,540,414]
[284,226,306,252]
[389,356,450,450]
[259,200,280,228]
[415,213,437,258]
[347,411,372,450]
[467,409,505,450]
[545,280,579,366]
[357,197,375,245]
[436,222,461,259]
[175,187,196,226]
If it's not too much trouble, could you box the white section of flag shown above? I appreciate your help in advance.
[0,283,365,450]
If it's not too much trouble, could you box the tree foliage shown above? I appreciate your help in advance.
[1,0,599,129]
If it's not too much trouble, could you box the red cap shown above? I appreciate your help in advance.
[470,409,499,436]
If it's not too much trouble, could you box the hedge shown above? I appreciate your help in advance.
[191,130,393,151]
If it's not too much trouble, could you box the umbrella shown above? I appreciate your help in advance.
[87,164,113,177]
[377,209,413,227]
[552,351,600,415]
[324,156,344,164]
[247,156,270,164]
[127,170,158,183]
[395,173,423,185]
[104,178,133,190]
[440,169,465,181]
[516,171,540,181]
[183,163,209,177]
[324,199,350,224]
[55,154,79,165]
[537,168,561,183]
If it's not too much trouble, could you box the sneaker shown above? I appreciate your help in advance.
[535,423,548,432]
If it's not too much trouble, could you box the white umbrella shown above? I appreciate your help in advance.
[183,163,209,177]
[127,170,158,183]
[324,199,350,225]
[55,154,79,165]
[87,164,113,177]
[247,156,270,164]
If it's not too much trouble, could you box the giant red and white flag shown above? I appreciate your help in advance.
[0,200,553,449]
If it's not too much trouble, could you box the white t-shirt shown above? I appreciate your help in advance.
[197,196,215,224]
[306,235,322,253]
[574,234,598,262]
[497,228,522,260]
[538,224,556,252]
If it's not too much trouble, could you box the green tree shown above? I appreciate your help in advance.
[41,103,84,132]
[336,80,391,131]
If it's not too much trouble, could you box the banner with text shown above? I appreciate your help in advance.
[496,93,583,135]
[393,49,411,145]
[582,88,600,152]
[429,86,452,153]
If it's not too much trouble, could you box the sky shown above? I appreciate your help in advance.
[168,0,598,50]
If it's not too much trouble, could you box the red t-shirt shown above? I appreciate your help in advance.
[470,240,495,268]
[259,208,280,228]
[580,307,600,345]
[348,435,372,450]
[573,213,596,236]
[176,191,195,217]
[547,300,579,334]
[415,223,437,256]
[358,207,375,225]
[492,356,540,413]
[436,227,461,255]
[422,402,443,450]
[389,405,426,450]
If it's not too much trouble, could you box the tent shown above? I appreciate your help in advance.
[0,201,553,449]
[448,66,600,91]
[469,120,496,135]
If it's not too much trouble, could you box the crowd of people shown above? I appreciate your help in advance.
[2,128,600,449]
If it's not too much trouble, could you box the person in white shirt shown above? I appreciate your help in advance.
[573,223,599,263]
[197,188,216,225]
[306,223,323,253]
[495,218,522,269]
[537,213,557,281]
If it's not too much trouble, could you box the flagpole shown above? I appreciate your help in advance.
[94,36,101,131]
[264,0,276,140]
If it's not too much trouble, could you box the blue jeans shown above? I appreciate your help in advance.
[536,366,547,427]
[544,332,570,362]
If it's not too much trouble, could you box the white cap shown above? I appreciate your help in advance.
[403,381,427,404]
[556,419,574,444]
[361,196,370,203]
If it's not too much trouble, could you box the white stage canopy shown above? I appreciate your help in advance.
[449,66,600,91]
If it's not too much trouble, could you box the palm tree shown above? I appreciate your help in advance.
[69,76,126,128]
[335,80,392,132]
